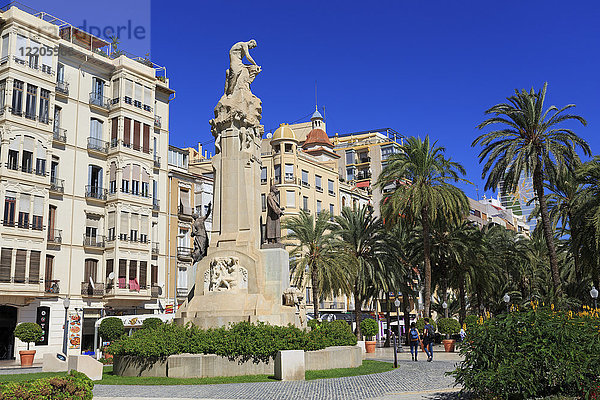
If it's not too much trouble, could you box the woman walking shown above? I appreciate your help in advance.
[408,322,421,361]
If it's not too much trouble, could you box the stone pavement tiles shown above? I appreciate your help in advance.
[93,359,459,400]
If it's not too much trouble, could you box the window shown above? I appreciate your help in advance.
[0,80,5,111]
[123,117,131,146]
[56,63,65,83]
[53,106,62,134]
[92,77,104,99]
[140,215,148,243]
[15,35,26,63]
[345,150,355,165]
[130,214,139,241]
[285,143,293,153]
[18,194,30,228]
[286,190,295,207]
[120,212,129,240]
[130,229,138,242]
[381,146,395,160]
[35,158,46,176]
[106,259,114,282]
[122,165,130,193]
[4,194,16,226]
[39,89,49,123]
[315,175,322,191]
[284,164,294,182]
[303,196,308,211]
[12,80,23,115]
[29,40,40,69]
[274,164,281,184]
[301,170,309,186]
[0,34,8,63]
[14,250,26,283]
[178,228,190,248]
[45,255,54,291]
[25,84,37,119]
[47,205,57,240]
[330,203,335,216]
[7,150,18,170]
[261,193,266,212]
[131,180,140,195]
[328,179,334,195]
[261,167,267,184]
[273,144,280,154]
[21,150,33,173]
[89,118,103,145]
[133,120,141,150]
[316,200,322,214]
[346,167,355,181]
[118,259,127,286]
[139,261,147,289]
[32,196,43,230]
[151,264,158,287]
[84,259,98,284]
[141,182,149,197]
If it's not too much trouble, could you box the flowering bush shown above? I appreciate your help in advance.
[0,370,93,399]
[450,305,600,399]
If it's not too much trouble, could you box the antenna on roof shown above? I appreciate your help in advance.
[315,80,318,111]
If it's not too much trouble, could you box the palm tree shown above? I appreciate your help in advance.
[283,210,350,319]
[333,205,386,339]
[575,157,600,288]
[473,82,590,294]
[376,135,469,317]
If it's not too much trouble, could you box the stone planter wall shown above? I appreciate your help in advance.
[114,346,362,378]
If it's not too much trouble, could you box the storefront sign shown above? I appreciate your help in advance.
[35,306,50,345]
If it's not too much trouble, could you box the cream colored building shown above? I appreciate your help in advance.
[166,145,213,311]
[0,5,172,359]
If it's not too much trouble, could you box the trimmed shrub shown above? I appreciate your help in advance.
[360,318,378,340]
[13,322,43,350]
[437,318,461,335]
[415,318,437,333]
[141,318,164,330]
[98,317,124,342]
[109,320,357,363]
[0,370,93,399]
[450,306,600,399]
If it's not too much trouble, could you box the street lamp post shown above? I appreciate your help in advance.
[394,298,401,347]
[62,297,70,355]
[590,286,598,309]
[442,301,448,318]
[503,293,510,313]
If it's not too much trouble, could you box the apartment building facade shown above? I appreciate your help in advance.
[0,6,172,360]
[166,145,213,311]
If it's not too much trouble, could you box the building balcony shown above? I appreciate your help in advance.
[83,235,105,249]
[176,287,188,297]
[301,180,310,188]
[104,281,151,299]
[151,285,160,298]
[154,115,161,128]
[153,155,161,168]
[47,229,62,244]
[89,92,110,110]
[177,246,193,261]
[87,137,109,154]
[81,281,105,297]
[56,81,69,96]
[152,242,159,255]
[50,177,64,193]
[153,198,160,211]
[45,279,60,294]
[52,127,67,143]
[320,301,347,310]
[85,186,107,201]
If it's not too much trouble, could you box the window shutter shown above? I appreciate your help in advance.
[23,136,34,152]
[130,213,139,231]
[140,215,149,235]
[1,35,8,60]
[151,264,158,286]
[111,117,118,141]
[123,117,131,145]
[123,165,131,181]
[9,137,20,151]
[15,35,26,60]
[112,79,120,100]
[19,194,30,213]
[109,162,116,181]
[108,211,115,229]
[139,261,147,288]
[29,251,40,283]
[125,79,132,98]
[14,249,27,283]
[134,83,142,101]
[133,121,140,149]
[36,141,45,159]
[106,259,114,281]
[142,124,150,153]
[132,165,140,181]
[0,248,12,283]
[119,259,127,278]
[141,168,149,184]
[33,196,43,216]
[120,212,129,234]
[129,260,137,281]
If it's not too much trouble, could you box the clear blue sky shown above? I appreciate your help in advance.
[16,0,600,200]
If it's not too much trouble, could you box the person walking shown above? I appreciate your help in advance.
[408,322,420,361]
[422,318,435,362]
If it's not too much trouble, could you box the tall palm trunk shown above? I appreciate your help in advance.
[532,165,562,294]
[458,278,466,325]
[567,211,582,282]
[422,207,432,317]
[311,263,320,319]
[403,291,411,345]
[354,284,362,340]
[384,292,391,347]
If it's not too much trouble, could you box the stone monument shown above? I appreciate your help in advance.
[176,40,300,328]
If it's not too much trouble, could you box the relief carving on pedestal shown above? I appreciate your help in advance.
[203,257,248,293]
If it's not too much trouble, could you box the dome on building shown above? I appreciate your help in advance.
[311,109,323,120]
[272,123,297,141]
[304,128,333,147]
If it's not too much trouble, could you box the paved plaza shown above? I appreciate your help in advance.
[93,351,461,400]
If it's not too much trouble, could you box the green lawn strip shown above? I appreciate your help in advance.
[306,360,394,380]
[0,361,393,386]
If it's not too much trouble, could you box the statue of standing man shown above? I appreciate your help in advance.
[191,202,212,263]
[266,185,283,244]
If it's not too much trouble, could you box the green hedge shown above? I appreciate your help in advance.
[450,306,600,399]
[108,320,357,363]
[437,318,460,335]
[141,318,164,330]
[99,317,124,342]
[0,370,93,399]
